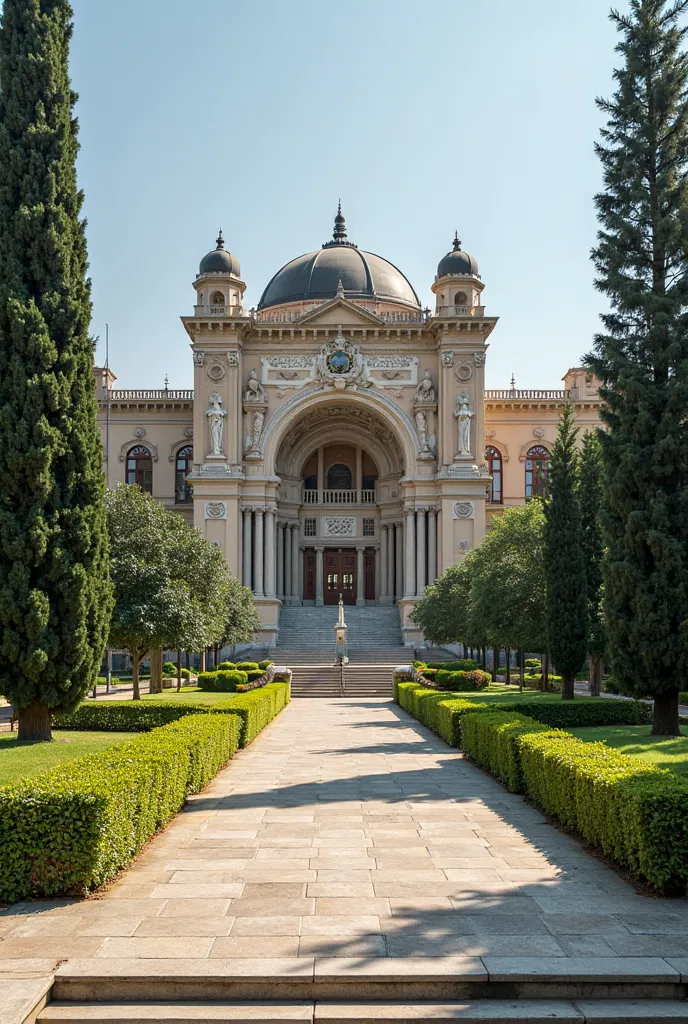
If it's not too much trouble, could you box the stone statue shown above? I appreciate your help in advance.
[206,391,227,456]
[454,392,473,456]
[415,409,430,452]
[243,368,266,403]
[245,408,264,456]
[414,369,436,404]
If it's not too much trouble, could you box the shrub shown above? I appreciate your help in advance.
[0,714,239,902]
[258,660,274,670]
[422,667,438,680]
[525,658,542,672]
[509,697,653,728]
[245,669,265,683]
[426,659,480,671]
[234,661,260,671]
[181,667,191,679]
[434,697,494,746]
[162,661,178,676]
[217,661,236,670]
[519,729,688,892]
[434,669,491,691]
[197,671,217,691]
[214,670,249,692]
[55,682,290,748]
[461,711,558,791]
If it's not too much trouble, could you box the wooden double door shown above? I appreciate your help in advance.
[303,548,375,604]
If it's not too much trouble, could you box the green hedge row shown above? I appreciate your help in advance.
[0,713,240,903]
[55,682,291,748]
[197,669,249,691]
[460,710,688,893]
[394,680,653,748]
[434,668,491,691]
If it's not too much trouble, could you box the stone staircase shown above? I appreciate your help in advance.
[289,663,393,697]
[277,605,403,649]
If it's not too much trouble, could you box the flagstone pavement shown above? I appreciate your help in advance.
[1,697,688,984]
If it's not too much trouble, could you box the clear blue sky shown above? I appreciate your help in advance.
[68,0,619,390]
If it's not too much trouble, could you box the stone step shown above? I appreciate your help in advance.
[37,1000,688,1023]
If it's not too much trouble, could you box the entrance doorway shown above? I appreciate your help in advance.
[325,550,356,605]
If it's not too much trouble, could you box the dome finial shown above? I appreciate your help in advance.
[452,230,461,251]
[333,202,347,243]
[216,229,224,250]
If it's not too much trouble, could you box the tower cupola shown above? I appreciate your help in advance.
[194,230,246,315]
[432,231,484,316]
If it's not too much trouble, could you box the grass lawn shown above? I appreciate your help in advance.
[0,730,134,787]
[568,724,688,779]
[140,686,232,705]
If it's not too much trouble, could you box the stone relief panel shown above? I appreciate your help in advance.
[453,502,475,520]
[204,501,227,520]
[323,516,356,538]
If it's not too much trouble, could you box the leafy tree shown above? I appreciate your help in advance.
[470,503,548,663]
[0,0,112,740]
[105,486,235,699]
[219,577,260,661]
[544,404,588,700]
[580,431,606,694]
[585,0,688,734]
[410,562,473,647]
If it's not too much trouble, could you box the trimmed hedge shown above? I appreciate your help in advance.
[55,682,291,748]
[0,714,240,902]
[234,661,260,671]
[434,668,491,691]
[461,711,558,791]
[197,669,248,692]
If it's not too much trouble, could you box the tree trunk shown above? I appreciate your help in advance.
[177,648,182,692]
[590,654,603,697]
[506,650,511,685]
[132,650,141,701]
[652,688,680,736]
[543,652,549,692]
[17,702,52,741]
[519,649,524,692]
[561,669,575,701]
[184,650,190,670]
[149,647,163,694]
[201,650,206,673]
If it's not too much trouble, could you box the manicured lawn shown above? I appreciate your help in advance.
[0,730,133,786]
[568,724,688,778]
[141,686,231,704]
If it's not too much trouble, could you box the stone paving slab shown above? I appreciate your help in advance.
[2,696,688,999]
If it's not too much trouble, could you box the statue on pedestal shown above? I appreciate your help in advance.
[206,391,227,457]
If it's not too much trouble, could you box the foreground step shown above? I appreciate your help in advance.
[37,1000,688,1023]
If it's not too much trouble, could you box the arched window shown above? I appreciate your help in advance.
[211,290,225,306]
[485,445,502,503]
[126,445,153,493]
[175,445,193,503]
[525,445,550,499]
[327,463,352,490]
[454,290,468,305]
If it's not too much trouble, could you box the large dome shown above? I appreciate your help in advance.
[258,207,420,311]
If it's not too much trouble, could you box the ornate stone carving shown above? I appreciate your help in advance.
[474,351,486,368]
[183,427,193,438]
[134,426,146,438]
[453,502,474,520]
[533,426,545,438]
[243,368,266,403]
[205,501,227,520]
[207,360,226,382]
[413,370,436,405]
[316,328,371,391]
[442,351,455,367]
[194,350,205,366]
[459,539,470,550]
[226,350,239,367]
[244,408,265,460]
[455,363,473,382]
[454,392,474,458]
[206,392,227,457]
[324,516,356,538]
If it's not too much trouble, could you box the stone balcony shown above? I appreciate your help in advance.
[302,488,377,506]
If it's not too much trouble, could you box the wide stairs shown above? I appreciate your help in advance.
[277,605,404,653]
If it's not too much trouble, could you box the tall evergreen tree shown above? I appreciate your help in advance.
[0,1,112,739]
[544,404,588,700]
[587,0,688,734]
[580,431,606,695]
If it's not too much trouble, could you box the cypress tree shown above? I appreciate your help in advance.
[0,1,112,740]
[580,431,606,696]
[544,404,588,700]
[587,0,688,734]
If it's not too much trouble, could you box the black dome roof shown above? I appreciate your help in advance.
[257,207,420,311]
[437,232,479,278]
[198,231,241,277]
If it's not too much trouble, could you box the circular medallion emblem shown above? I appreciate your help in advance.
[327,350,352,374]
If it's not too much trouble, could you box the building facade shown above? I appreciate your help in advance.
[96,209,602,645]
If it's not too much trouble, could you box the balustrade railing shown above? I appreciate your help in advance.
[302,489,376,505]
[107,389,195,401]
[485,389,567,400]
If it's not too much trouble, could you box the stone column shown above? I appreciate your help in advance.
[356,545,365,606]
[242,509,252,589]
[315,545,324,607]
[291,524,300,604]
[284,524,292,602]
[386,524,395,600]
[380,524,388,600]
[375,545,381,601]
[317,447,324,494]
[264,508,275,597]
[404,507,416,597]
[355,446,363,493]
[428,508,437,585]
[253,509,264,597]
[395,522,403,602]
[416,508,427,596]
[276,523,284,600]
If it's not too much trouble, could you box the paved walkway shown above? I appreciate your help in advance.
[1,697,688,984]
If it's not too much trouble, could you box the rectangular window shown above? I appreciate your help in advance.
[363,517,375,537]
[304,517,316,537]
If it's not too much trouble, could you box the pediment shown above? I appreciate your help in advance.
[296,297,384,327]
